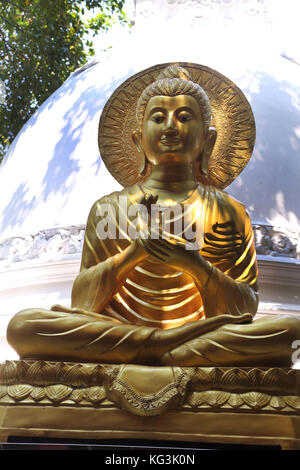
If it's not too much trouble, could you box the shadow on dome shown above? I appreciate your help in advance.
[0,68,121,234]
[228,69,300,227]
[39,71,125,202]
[0,183,38,234]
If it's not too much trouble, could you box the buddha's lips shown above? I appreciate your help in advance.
[160,138,180,146]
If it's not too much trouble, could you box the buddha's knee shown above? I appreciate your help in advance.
[271,314,300,329]
[7,309,40,356]
[259,315,300,336]
[284,315,300,337]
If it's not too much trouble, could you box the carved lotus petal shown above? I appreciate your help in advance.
[30,387,46,401]
[222,368,251,390]
[65,364,94,387]
[248,368,264,387]
[227,393,244,408]
[7,384,32,401]
[85,386,106,404]
[16,360,30,381]
[186,392,205,408]
[287,369,298,380]
[202,390,230,407]
[191,368,211,390]
[52,362,69,383]
[261,368,292,392]
[26,361,58,386]
[286,369,300,393]
[187,390,230,408]
[0,385,7,399]
[89,365,105,386]
[208,368,225,387]
[70,388,86,403]
[284,396,300,410]
[0,361,17,384]
[45,384,72,402]
[242,392,270,409]
[269,396,286,410]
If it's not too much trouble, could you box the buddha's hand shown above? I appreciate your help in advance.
[137,234,208,275]
[146,312,253,362]
[137,235,187,264]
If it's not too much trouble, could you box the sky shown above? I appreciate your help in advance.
[83,0,135,56]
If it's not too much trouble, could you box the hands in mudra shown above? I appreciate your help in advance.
[128,190,211,291]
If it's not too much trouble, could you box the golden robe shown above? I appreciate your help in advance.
[78,183,258,325]
[7,184,300,366]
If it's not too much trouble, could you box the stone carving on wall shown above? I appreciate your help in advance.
[135,0,270,26]
[238,0,267,18]
[0,225,85,267]
[254,224,299,258]
[135,0,157,20]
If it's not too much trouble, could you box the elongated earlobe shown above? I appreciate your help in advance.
[140,158,151,177]
[132,130,142,153]
[201,146,210,177]
[194,127,217,181]
[132,130,151,177]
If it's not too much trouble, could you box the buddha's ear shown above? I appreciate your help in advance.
[132,130,148,176]
[200,127,217,176]
[132,130,142,152]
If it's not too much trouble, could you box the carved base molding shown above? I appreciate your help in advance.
[1,361,300,448]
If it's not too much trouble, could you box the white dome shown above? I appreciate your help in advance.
[1,16,300,241]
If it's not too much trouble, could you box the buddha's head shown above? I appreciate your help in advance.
[132,65,217,178]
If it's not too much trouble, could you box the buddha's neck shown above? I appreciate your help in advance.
[144,164,197,193]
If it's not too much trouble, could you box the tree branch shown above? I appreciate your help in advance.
[0,12,22,32]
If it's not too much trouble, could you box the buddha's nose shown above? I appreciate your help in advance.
[164,115,178,135]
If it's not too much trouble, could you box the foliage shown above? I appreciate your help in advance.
[0,0,128,161]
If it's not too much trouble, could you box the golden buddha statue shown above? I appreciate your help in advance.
[6,63,300,367]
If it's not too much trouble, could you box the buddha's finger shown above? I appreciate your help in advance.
[159,236,177,247]
[146,243,170,262]
[139,239,167,262]
[151,315,241,357]
[161,232,187,246]
[231,313,253,324]
[148,239,173,255]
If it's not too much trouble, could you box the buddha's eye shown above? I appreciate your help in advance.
[178,112,193,123]
[151,113,164,124]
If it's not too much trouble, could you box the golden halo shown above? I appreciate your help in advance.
[98,62,256,189]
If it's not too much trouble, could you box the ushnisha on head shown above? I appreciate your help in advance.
[136,65,211,132]
[132,65,217,178]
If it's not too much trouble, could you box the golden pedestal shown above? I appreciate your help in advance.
[1,360,300,449]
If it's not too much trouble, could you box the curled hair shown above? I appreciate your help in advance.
[136,65,211,130]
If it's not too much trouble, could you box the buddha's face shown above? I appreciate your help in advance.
[140,95,206,166]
